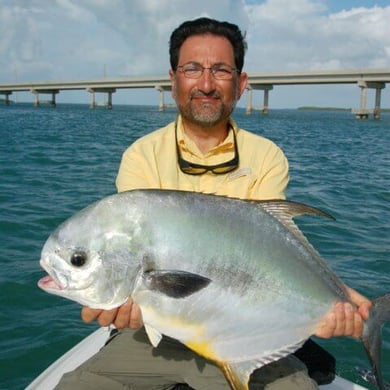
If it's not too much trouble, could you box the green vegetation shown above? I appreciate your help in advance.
[298,106,350,111]
[298,106,390,112]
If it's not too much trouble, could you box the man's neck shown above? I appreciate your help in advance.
[181,119,230,154]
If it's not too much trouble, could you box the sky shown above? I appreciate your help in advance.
[0,0,389,109]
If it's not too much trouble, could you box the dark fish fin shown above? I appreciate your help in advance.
[143,270,211,298]
[362,293,390,390]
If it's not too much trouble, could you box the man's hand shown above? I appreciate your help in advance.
[81,298,143,329]
[315,287,371,339]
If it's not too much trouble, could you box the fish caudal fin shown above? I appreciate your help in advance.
[362,293,390,390]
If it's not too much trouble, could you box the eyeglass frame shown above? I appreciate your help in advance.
[175,120,240,175]
[176,62,239,80]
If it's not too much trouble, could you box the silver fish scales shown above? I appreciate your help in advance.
[38,189,390,390]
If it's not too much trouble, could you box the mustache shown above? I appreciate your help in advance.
[190,90,221,99]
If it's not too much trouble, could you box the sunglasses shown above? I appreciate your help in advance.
[175,121,239,175]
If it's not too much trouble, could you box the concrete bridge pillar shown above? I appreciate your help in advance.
[0,91,12,105]
[263,88,270,115]
[107,91,113,110]
[32,90,40,107]
[50,91,57,107]
[89,90,96,109]
[31,89,59,107]
[358,82,368,119]
[353,81,385,120]
[245,84,273,115]
[373,83,385,120]
[87,88,116,109]
[246,87,253,114]
[155,85,172,111]
[157,87,165,111]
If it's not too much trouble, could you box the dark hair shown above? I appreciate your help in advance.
[169,17,247,73]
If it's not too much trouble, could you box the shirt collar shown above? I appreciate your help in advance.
[176,115,238,158]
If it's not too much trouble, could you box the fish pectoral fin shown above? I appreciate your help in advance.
[144,323,163,347]
[219,361,255,390]
[143,270,211,298]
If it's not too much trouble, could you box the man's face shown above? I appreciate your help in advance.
[170,34,247,128]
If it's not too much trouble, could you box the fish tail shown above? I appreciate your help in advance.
[362,293,390,390]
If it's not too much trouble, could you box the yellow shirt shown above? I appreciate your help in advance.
[116,116,289,200]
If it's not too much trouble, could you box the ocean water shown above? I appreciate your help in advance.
[0,103,389,390]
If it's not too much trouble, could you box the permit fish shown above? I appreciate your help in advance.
[38,189,390,390]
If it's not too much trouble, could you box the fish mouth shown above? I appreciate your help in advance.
[38,274,63,291]
[38,260,64,291]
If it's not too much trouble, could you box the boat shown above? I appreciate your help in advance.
[25,327,369,390]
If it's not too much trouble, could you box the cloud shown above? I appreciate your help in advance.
[244,0,390,71]
[0,0,389,107]
[0,0,249,81]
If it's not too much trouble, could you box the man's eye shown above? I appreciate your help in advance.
[214,67,231,74]
[185,66,200,73]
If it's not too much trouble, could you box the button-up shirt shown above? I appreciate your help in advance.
[116,115,289,200]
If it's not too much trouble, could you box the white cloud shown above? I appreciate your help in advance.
[244,0,390,72]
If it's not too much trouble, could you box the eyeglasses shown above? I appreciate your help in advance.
[175,122,239,175]
[176,62,238,80]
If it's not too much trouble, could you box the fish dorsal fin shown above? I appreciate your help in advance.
[259,199,334,223]
[144,323,163,347]
[259,200,334,257]
[143,270,211,298]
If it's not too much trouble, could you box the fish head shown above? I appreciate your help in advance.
[38,198,142,309]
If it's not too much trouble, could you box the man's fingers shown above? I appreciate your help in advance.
[352,312,364,339]
[81,307,103,323]
[96,308,119,327]
[341,303,355,336]
[113,300,132,329]
[129,301,143,329]
[332,302,347,336]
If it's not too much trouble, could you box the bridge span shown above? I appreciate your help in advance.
[1,68,389,119]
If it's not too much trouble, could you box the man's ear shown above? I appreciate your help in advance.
[169,69,177,99]
[237,72,248,99]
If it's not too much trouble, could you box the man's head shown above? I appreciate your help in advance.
[169,17,247,73]
[169,18,248,128]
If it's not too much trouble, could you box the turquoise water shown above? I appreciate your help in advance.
[0,104,389,389]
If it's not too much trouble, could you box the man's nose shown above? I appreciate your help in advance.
[197,68,216,92]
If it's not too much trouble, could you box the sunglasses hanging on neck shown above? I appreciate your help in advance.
[175,120,239,175]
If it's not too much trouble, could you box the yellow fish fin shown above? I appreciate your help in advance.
[220,362,250,390]
[184,341,256,390]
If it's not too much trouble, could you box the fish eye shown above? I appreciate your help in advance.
[70,250,88,267]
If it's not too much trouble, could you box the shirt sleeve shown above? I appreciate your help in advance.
[250,144,289,200]
[115,144,157,193]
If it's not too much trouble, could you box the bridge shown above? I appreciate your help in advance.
[1,68,389,119]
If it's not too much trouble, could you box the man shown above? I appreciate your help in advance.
[57,17,371,390]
